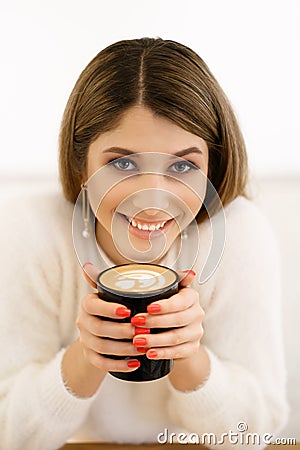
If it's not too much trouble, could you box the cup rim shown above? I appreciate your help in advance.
[97,263,179,298]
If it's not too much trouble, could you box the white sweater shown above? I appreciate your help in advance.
[0,189,288,450]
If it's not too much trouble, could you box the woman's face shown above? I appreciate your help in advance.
[86,105,209,265]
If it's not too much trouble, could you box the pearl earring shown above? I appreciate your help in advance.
[181,229,188,240]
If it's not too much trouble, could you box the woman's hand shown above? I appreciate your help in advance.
[129,269,210,391]
[131,270,205,361]
[76,263,142,374]
[62,262,142,398]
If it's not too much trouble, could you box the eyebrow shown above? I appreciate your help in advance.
[102,146,203,156]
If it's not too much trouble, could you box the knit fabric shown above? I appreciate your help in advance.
[0,189,288,449]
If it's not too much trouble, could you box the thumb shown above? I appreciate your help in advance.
[177,269,196,288]
[82,262,101,289]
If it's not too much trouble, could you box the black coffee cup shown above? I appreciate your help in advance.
[97,263,179,382]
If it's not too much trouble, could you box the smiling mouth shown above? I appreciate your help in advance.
[118,213,174,237]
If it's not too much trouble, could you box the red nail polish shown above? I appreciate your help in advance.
[135,327,150,335]
[147,350,158,358]
[127,360,141,368]
[131,316,146,326]
[185,269,196,276]
[133,337,147,346]
[137,347,149,353]
[116,307,131,318]
[147,304,161,314]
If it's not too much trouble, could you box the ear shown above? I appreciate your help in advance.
[82,262,100,289]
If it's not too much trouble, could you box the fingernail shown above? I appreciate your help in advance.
[133,337,147,347]
[147,304,161,314]
[83,262,93,269]
[131,316,146,326]
[185,270,196,276]
[147,350,158,359]
[135,327,150,335]
[127,360,141,369]
[116,307,131,318]
[137,347,149,353]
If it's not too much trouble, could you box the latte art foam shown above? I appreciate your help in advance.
[99,264,177,295]
[115,270,166,292]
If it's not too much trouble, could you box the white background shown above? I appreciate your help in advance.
[0,0,299,178]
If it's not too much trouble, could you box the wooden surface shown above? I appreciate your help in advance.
[60,445,208,450]
[60,443,300,449]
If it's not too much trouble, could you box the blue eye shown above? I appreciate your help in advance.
[109,158,137,171]
[168,161,196,173]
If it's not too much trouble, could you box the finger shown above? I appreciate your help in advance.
[80,313,135,340]
[82,262,101,289]
[136,302,204,330]
[83,347,141,372]
[133,322,203,348]
[82,293,131,319]
[146,287,199,316]
[80,331,141,356]
[145,340,201,360]
[178,270,196,287]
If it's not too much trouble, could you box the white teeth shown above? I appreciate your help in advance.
[155,221,166,230]
[128,217,168,231]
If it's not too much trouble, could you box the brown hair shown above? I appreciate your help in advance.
[59,37,250,223]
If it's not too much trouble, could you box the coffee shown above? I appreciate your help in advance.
[99,263,177,294]
[97,263,179,382]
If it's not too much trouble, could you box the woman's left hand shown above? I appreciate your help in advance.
[132,270,205,360]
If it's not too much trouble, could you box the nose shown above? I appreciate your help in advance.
[139,173,165,189]
[131,188,170,211]
[131,174,171,212]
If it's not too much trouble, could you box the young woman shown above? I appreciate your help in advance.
[0,38,288,449]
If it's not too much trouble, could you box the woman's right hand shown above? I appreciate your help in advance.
[76,262,142,373]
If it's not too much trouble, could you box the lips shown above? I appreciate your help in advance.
[130,218,167,231]
[118,213,173,238]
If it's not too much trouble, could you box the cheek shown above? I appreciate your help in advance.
[92,182,136,220]
[180,192,203,217]
[169,176,207,215]
[96,188,122,217]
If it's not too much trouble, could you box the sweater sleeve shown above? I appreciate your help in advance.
[166,197,289,449]
[0,193,96,450]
